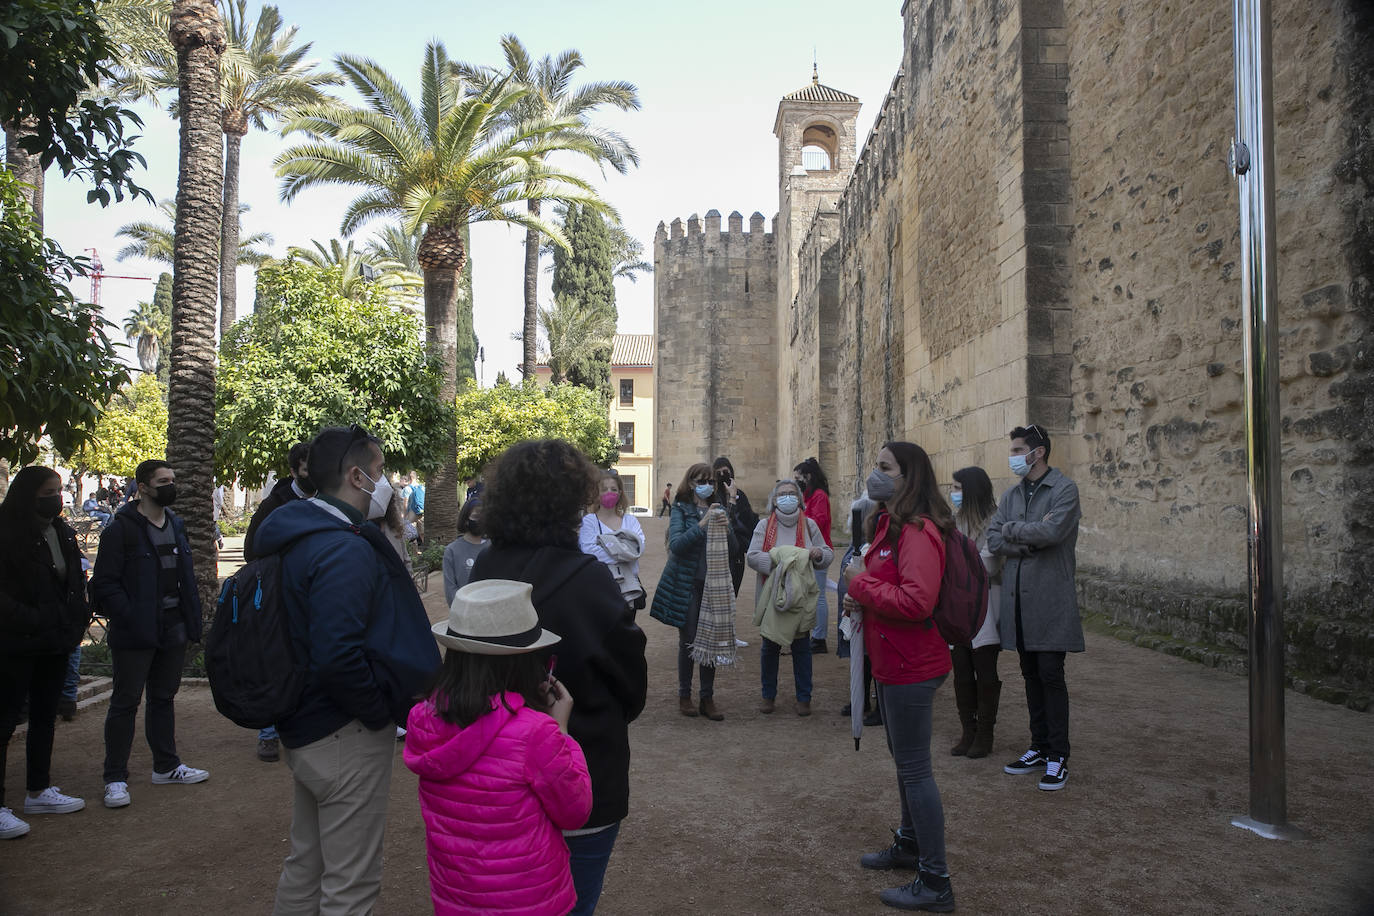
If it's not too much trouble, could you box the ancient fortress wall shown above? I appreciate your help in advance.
[652,212,779,501]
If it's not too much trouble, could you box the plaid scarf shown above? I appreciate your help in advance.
[690,510,737,667]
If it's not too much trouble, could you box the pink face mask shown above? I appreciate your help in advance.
[600,491,620,509]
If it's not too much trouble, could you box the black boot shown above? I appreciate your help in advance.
[860,828,919,870]
[967,680,1001,759]
[950,676,978,756]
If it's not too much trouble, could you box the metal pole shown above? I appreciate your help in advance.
[1229,0,1298,841]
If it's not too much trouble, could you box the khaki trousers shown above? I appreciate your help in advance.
[273,721,396,916]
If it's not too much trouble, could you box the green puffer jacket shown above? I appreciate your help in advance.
[650,501,739,629]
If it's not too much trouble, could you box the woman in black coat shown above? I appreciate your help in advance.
[0,467,93,839]
[468,439,648,916]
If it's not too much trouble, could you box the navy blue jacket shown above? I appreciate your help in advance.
[91,503,203,650]
[255,498,441,749]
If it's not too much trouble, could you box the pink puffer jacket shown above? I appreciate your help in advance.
[404,692,593,915]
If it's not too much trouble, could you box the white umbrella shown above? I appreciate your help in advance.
[839,607,864,750]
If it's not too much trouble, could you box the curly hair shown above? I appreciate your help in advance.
[480,439,600,549]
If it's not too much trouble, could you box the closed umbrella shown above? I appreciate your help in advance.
[840,607,864,750]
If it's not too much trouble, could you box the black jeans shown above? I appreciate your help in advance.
[1014,592,1070,759]
[876,676,949,877]
[103,641,187,782]
[0,653,67,808]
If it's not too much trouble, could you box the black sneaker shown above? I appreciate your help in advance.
[1038,756,1068,791]
[860,830,919,871]
[257,738,279,762]
[879,876,956,912]
[1003,748,1046,775]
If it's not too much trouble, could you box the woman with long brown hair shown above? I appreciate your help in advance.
[843,441,957,912]
[948,466,1002,759]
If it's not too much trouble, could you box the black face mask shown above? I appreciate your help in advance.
[152,483,177,507]
[295,473,316,496]
[465,518,482,535]
[35,495,62,520]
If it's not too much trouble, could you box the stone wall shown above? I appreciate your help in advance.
[653,211,779,500]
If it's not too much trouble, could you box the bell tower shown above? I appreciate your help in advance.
[774,66,861,371]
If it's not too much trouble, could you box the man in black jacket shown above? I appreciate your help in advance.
[243,442,313,562]
[91,459,208,810]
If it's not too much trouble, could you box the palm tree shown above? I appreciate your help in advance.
[275,41,612,544]
[116,198,272,268]
[123,300,168,373]
[110,1,338,334]
[287,238,422,308]
[453,35,640,379]
[539,297,614,386]
[609,222,652,283]
[365,224,421,272]
[167,0,226,615]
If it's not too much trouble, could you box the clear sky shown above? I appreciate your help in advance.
[39,0,906,382]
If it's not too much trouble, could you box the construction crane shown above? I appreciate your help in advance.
[82,248,150,306]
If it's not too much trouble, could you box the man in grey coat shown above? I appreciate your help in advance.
[986,424,1083,792]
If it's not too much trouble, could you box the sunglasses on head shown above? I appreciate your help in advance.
[337,424,374,474]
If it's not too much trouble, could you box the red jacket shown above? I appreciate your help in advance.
[846,512,951,685]
[804,489,833,548]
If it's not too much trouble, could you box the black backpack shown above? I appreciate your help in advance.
[206,551,305,729]
[928,527,991,645]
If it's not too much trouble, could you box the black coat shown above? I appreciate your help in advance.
[470,543,648,829]
[91,503,204,650]
[0,517,90,657]
[243,476,301,562]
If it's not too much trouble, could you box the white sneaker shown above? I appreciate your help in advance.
[0,807,30,839]
[23,786,84,815]
[395,726,407,740]
[735,638,749,647]
[151,764,209,785]
[103,782,131,808]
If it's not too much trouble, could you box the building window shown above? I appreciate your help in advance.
[801,145,831,170]
[619,377,634,406]
[618,422,634,453]
[620,475,636,506]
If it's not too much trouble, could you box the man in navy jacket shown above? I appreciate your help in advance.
[256,425,440,915]
[91,459,208,810]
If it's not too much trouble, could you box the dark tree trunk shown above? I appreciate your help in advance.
[4,120,44,235]
[417,222,467,547]
[521,199,540,377]
[168,0,226,620]
[219,125,245,335]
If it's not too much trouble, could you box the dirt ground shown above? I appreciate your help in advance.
[4,517,1373,915]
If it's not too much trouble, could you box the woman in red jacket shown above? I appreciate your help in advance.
[792,457,833,654]
[843,441,956,913]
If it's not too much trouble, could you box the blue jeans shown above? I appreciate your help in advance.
[810,568,829,641]
[760,636,812,702]
[876,676,949,877]
[259,726,278,741]
[566,821,621,915]
[62,646,82,703]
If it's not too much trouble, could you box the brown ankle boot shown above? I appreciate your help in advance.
[759,697,776,714]
[796,700,812,717]
[950,678,978,756]
[679,696,699,717]
[699,697,724,721]
[967,681,1001,758]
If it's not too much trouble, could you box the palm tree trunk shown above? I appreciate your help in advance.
[417,223,466,546]
[521,199,540,377]
[219,126,246,335]
[168,0,226,619]
[4,119,44,235]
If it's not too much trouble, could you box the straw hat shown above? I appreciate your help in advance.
[432,579,560,655]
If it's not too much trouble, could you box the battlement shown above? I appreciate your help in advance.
[654,210,776,257]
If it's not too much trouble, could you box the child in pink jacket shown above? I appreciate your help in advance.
[405,579,592,915]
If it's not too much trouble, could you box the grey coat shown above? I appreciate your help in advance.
[985,468,1084,653]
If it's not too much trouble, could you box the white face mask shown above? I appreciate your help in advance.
[357,467,393,520]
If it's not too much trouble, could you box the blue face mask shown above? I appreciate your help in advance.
[1009,454,1031,477]
[694,483,716,500]
[775,494,800,514]
[950,491,963,509]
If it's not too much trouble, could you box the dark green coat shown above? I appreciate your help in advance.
[649,501,739,629]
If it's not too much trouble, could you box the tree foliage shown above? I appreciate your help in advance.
[0,0,151,206]
[216,259,452,485]
[539,297,614,387]
[0,169,129,463]
[123,298,167,374]
[65,373,168,476]
[453,380,618,481]
[552,202,616,316]
[115,197,272,266]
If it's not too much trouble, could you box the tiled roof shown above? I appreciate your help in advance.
[782,81,859,104]
[612,334,654,367]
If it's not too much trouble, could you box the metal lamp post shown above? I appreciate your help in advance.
[1228,0,1301,841]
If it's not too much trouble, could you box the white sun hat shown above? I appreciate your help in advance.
[432,579,561,655]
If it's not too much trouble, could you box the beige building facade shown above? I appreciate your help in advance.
[654,1,1373,703]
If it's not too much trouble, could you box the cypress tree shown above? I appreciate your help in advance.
[552,204,616,399]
